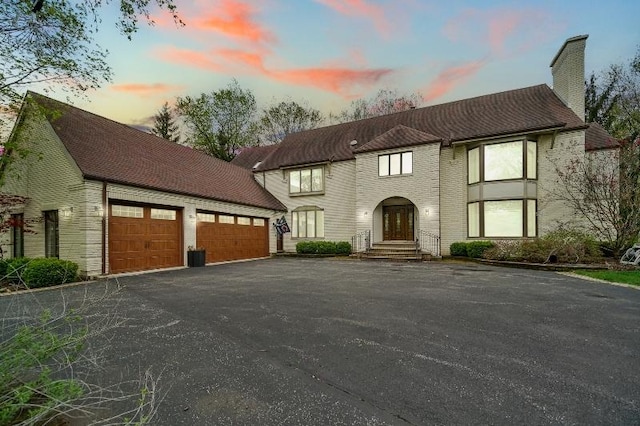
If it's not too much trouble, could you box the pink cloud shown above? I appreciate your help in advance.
[110,83,186,97]
[155,45,393,97]
[443,7,555,57]
[422,60,486,102]
[193,0,276,44]
[154,47,224,72]
[271,67,393,95]
[316,0,390,36]
[215,48,268,71]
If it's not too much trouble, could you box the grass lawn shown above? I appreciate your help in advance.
[575,270,640,286]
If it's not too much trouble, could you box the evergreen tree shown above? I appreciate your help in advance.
[151,102,180,143]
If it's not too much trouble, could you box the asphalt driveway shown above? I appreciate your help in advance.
[3,258,640,425]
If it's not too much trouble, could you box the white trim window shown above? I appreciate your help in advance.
[379,152,413,176]
[290,167,324,194]
[292,208,324,238]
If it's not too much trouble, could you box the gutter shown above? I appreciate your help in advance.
[102,181,107,275]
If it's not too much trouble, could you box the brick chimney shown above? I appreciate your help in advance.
[550,34,588,121]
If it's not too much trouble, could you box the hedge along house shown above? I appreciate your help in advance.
[233,35,617,256]
[1,94,286,277]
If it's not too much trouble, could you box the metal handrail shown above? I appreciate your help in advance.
[416,229,441,257]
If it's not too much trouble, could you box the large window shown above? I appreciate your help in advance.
[292,208,324,238]
[468,200,537,238]
[468,140,536,183]
[467,140,537,238]
[290,167,324,194]
[379,152,413,176]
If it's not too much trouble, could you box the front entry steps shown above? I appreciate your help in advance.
[359,240,426,261]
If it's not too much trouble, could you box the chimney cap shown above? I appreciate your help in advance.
[550,34,588,68]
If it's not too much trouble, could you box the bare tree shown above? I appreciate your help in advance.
[586,46,640,141]
[329,88,423,123]
[548,140,639,255]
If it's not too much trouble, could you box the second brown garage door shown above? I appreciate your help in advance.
[196,212,269,263]
[109,204,182,274]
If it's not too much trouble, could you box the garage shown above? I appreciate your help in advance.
[108,204,182,274]
[196,212,269,263]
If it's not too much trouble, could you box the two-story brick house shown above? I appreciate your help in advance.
[1,35,617,276]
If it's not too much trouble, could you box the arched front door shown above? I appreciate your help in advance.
[383,205,414,240]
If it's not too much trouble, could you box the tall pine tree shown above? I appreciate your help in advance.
[151,102,180,143]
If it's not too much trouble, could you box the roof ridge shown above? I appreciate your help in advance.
[27,91,227,162]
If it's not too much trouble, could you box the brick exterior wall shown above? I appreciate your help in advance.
[551,36,587,121]
[537,130,587,233]
[439,145,467,255]
[355,143,440,246]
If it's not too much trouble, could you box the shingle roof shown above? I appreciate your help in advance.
[256,84,587,171]
[29,92,286,211]
[231,144,279,169]
[353,125,441,153]
[585,122,619,150]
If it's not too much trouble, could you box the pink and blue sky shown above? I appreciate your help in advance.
[74,0,639,127]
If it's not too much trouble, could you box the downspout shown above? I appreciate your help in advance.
[101,181,107,275]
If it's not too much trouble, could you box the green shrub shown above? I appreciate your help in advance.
[315,241,337,254]
[4,257,32,283]
[450,242,468,256]
[296,241,315,254]
[467,241,495,258]
[335,241,352,255]
[21,258,79,289]
[296,241,351,255]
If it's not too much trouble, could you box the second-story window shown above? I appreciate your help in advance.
[290,167,324,194]
[379,152,413,176]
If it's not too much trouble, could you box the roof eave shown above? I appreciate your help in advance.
[448,123,585,146]
[84,176,287,212]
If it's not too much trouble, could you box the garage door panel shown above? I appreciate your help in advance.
[197,214,268,263]
[109,205,182,274]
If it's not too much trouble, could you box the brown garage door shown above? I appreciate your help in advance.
[196,212,269,263]
[109,204,182,273]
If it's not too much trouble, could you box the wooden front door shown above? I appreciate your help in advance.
[383,205,414,241]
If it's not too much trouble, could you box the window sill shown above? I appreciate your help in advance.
[378,173,413,178]
[289,191,325,197]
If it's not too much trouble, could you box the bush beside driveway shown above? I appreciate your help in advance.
[2,258,639,425]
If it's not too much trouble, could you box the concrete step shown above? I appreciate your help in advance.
[362,255,423,261]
